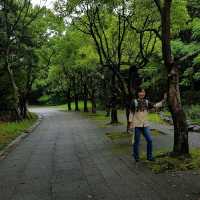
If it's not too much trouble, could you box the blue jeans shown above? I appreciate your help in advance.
[133,127,153,160]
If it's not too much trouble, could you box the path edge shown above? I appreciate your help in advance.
[0,113,43,160]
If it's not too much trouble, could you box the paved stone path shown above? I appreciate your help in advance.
[0,107,200,200]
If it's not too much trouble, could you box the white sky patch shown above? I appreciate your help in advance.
[31,0,55,9]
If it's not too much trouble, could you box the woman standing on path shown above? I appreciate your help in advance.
[129,88,166,162]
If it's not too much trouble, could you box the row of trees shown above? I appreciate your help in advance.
[1,0,200,156]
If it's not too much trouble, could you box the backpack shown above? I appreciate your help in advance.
[133,99,149,111]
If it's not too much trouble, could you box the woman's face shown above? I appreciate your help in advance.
[138,89,146,99]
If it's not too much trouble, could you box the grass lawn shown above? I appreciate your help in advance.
[79,107,165,127]
[55,101,92,111]
[0,113,38,151]
[148,112,166,124]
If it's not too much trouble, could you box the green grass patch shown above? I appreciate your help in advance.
[106,131,132,140]
[81,111,109,121]
[55,101,92,111]
[80,111,124,128]
[0,113,38,151]
[148,113,166,124]
[144,149,200,173]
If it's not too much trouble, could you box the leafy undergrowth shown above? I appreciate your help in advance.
[0,113,38,151]
[144,149,200,173]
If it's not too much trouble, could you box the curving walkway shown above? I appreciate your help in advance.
[0,107,199,200]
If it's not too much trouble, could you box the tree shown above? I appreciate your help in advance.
[0,0,44,120]
[153,0,190,155]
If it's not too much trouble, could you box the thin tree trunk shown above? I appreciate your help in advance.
[105,101,110,117]
[67,88,71,111]
[75,95,79,111]
[73,78,79,112]
[91,89,96,113]
[110,74,119,124]
[83,84,89,112]
[111,108,118,124]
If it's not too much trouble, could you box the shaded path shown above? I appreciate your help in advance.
[0,108,200,200]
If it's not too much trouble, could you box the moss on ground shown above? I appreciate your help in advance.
[106,130,162,156]
[144,149,200,173]
[106,131,132,140]
[81,111,125,128]
[106,130,200,174]
[151,129,162,136]
[112,143,132,155]
[0,113,38,151]
[81,112,109,122]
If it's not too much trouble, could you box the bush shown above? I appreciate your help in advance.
[37,95,51,105]
[37,94,66,105]
[185,104,200,124]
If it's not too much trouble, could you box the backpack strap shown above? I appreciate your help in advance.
[145,99,149,108]
[134,99,138,108]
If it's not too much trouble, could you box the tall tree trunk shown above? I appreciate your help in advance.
[161,0,189,155]
[91,89,96,113]
[83,83,89,112]
[5,52,21,120]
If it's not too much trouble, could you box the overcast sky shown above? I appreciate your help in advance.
[31,0,55,9]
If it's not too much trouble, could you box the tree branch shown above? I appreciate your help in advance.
[153,0,162,15]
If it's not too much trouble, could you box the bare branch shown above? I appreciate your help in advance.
[178,49,200,63]
[153,0,162,15]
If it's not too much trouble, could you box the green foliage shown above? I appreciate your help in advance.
[37,95,51,105]
[191,18,200,40]
[171,0,189,33]
[148,113,166,124]
[185,105,200,124]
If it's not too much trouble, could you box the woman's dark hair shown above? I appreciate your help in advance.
[136,87,145,94]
